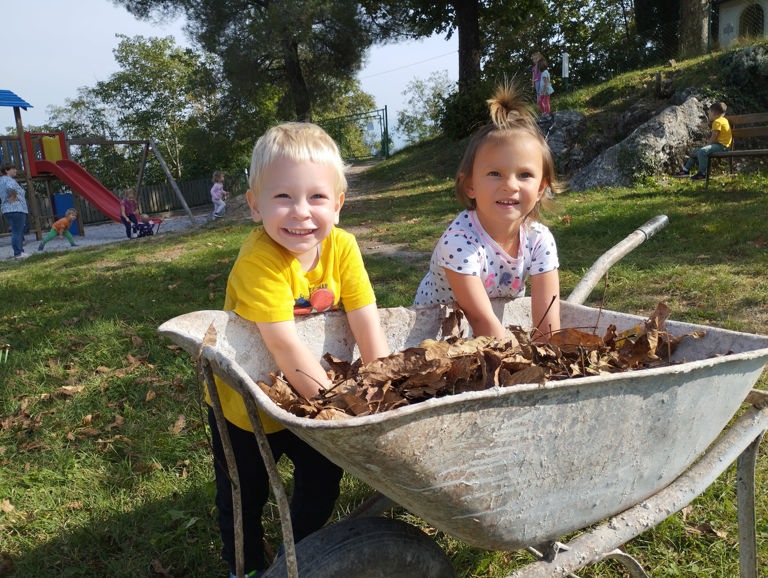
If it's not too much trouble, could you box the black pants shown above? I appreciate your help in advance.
[208,408,343,573]
[121,214,138,238]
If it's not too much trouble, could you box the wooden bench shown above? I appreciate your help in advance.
[706,112,768,190]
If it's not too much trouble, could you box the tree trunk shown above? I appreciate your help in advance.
[453,0,481,94]
[283,38,313,122]
[679,0,709,57]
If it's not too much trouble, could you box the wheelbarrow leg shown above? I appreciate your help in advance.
[241,381,299,578]
[202,357,299,578]
[737,431,765,578]
[201,360,246,578]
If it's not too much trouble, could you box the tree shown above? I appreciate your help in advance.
[679,0,709,58]
[114,0,375,122]
[635,0,680,60]
[361,0,543,94]
[90,34,220,178]
[396,70,455,145]
[47,34,236,183]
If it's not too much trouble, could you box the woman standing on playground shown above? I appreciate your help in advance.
[0,164,30,260]
[120,189,141,239]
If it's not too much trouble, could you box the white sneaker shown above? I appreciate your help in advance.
[16,252,29,260]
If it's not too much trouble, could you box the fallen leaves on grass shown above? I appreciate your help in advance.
[259,303,705,420]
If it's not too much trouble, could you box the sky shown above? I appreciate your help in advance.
[5,0,457,147]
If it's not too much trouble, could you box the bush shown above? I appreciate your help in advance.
[439,80,496,140]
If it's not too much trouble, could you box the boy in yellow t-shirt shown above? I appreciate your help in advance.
[209,122,390,578]
[674,101,732,181]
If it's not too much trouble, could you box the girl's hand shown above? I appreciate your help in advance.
[444,269,506,338]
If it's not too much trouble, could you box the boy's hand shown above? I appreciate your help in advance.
[256,320,332,399]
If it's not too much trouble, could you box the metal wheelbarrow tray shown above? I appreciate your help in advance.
[159,298,768,576]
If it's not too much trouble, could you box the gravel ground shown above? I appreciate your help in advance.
[2,208,212,261]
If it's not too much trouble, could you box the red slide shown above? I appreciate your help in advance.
[35,160,122,222]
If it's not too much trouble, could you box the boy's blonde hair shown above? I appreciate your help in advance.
[249,122,347,197]
[455,83,562,222]
[65,208,77,217]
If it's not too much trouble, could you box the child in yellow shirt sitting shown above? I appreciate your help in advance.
[674,102,732,181]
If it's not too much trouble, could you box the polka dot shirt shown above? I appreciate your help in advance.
[413,210,559,306]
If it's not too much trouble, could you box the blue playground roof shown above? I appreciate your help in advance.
[0,90,32,109]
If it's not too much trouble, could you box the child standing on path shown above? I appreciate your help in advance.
[209,122,390,578]
[38,209,79,251]
[531,52,543,101]
[119,189,141,239]
[414,83,562,342]
[210,170,229,220]
[537,57,555,115]
[674,102,732,181]
[0,164,30,260]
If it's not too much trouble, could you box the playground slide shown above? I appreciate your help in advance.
[35,160,122,222]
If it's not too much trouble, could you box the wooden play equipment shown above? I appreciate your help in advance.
[24,132,195,225]
[0,89,195,238]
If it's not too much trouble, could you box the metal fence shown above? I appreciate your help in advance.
[319,107,390,161]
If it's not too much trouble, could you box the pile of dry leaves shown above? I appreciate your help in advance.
[259,303,705,420]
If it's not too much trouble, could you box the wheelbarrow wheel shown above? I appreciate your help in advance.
[262,517,455,577]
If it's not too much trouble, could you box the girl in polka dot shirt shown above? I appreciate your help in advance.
[414,83,563,341]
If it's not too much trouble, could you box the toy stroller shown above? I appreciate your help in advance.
[133,215,163,238]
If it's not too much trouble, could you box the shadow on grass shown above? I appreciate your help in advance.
[5,485,224,577]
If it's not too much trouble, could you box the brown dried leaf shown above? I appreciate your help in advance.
[54,385,84,397]
[684,521,727,538]
[549,327,605,353]
[169,414,186,434]
[502,365,547,387]
[315,407,353,421]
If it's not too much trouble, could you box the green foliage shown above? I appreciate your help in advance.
[46,34,245,184]
[395,70,456,146]
[316,82,383,160]
[439,79,496,139]
[483,0,668,91]
[719,43,768,112]
[158,0,375,122]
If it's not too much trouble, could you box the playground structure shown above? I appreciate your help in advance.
[0,89,194,240]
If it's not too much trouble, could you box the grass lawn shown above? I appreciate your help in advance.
[1,135,767,577]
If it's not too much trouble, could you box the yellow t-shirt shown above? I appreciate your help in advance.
[210,226,376,433]
[712,116,732,148]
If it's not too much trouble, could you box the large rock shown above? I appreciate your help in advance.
[537,110,589,175]
[568,95,709,191]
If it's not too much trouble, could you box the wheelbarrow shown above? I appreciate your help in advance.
[158,216,768,577]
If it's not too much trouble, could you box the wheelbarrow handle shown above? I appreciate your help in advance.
[566,214,668,305]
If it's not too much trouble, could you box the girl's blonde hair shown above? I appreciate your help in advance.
[212,170,225,182]
[249,122,347,197]
[455,83,562,221]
